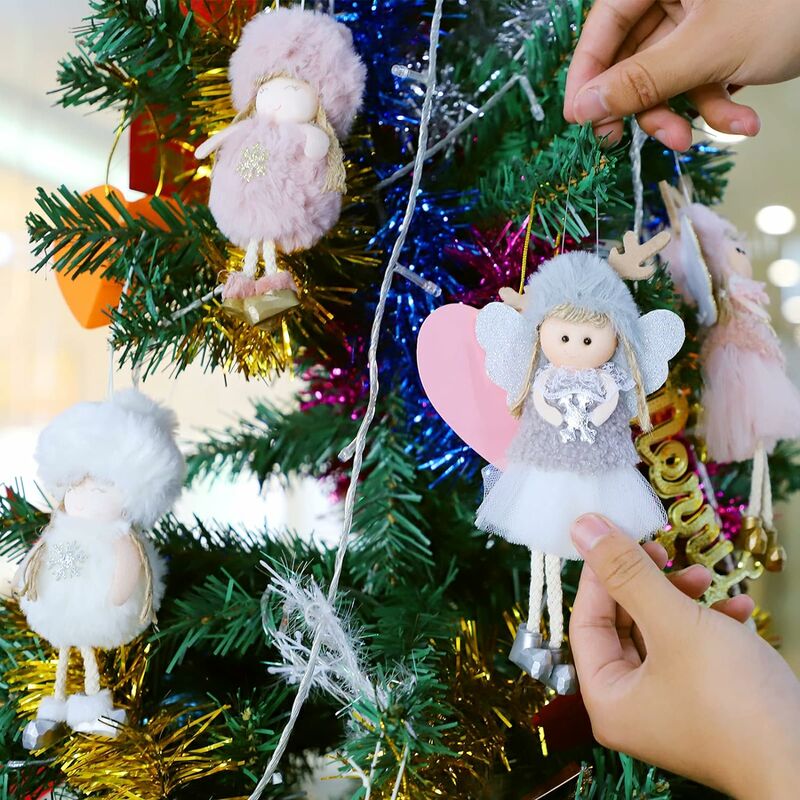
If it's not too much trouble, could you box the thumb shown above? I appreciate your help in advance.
[571,514,681,629]
[572,21,720,123]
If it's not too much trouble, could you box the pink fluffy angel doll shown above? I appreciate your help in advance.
[195,8,366,315]
[660,182,800,567]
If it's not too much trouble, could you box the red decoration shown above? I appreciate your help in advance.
[531,693,594,752]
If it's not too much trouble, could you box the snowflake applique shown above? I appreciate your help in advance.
[47,540,88,580]
[235,142,268,182]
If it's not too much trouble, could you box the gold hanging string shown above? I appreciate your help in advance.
[518,189,538,293]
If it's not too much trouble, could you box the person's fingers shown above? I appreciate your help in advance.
[688,83,761,137]
[573,20,722,123]
[642,540,668,570]
[594,120,625,147]
[617,563,710,651]
[564,0,657,121]
[711,593,756,624]
[668,564,713,599]
[636,104,694,151]
[570,561,636,685]
[571,514,690,634]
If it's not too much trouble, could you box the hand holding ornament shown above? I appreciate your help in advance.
[564,0,800,150]
[570,513,800,800]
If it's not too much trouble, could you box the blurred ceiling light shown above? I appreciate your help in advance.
[781,295,800,324]
[767,258,800,288]
[755,205,796,236]
[0,233,14,266]
[700,120,747,144]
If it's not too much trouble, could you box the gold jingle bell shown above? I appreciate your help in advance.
[739,515,767,555]
[764,529,786,573]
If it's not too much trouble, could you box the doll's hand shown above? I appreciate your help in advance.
[108,535,142,606]
[569,514,800,799]
[302,124,331,160]
[498,287,527,312]
[563,0,800,150]
[589,372,619,427]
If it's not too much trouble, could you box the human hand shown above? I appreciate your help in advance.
[563,0,800,151]
[569,513,800,799]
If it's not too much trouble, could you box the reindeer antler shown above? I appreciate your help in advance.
[608,230,671,280]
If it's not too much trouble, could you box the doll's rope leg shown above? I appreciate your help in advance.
[543,554,577,695]
[509,550,552,680]
[54,647,70,702]
[544,554,564,647]
[527,549,544,630]
[262,239,278,275]
[243,239,259,278]
[80,647,101,696]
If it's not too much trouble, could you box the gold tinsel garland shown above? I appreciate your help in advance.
[635,386,764,603]
[2,604,239,798]
[360,617,548,799]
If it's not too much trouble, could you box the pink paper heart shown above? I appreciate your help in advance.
[417,303,519,469]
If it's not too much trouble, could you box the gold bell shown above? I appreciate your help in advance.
[764,529,786,573]
[739,515,767,555]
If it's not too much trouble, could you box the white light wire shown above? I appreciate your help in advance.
[246,1,445,795]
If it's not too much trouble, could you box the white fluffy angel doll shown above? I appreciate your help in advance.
[15,390,184,743]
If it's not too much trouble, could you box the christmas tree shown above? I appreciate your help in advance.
[1,1,795,798]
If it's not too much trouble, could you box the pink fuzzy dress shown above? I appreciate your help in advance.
[700,274,800,463]
[208,117,341,252]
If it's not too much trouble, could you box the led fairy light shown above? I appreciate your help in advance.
[755,205,796,236]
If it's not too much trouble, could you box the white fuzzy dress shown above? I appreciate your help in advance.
[18,513,166,650]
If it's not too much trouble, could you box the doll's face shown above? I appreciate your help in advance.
[539,317,618,370]
[64,478,125,523]
[723,235,753,279]
[256,77,319,123]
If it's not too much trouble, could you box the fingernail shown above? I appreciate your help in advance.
[574,87,610,123]
[730,115,761,136]
[571,514,613,553]
[654,129,670,147]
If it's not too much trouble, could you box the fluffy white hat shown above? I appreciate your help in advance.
[35,390,185,529]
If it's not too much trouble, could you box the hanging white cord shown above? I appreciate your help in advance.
[629,118,647,242]
[106,244,140,399]
[246,2,444,795]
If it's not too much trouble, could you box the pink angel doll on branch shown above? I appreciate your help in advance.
[659,182,800,570]
[418,232,684,694]
[195,7,366,323]
[15,390,184,746]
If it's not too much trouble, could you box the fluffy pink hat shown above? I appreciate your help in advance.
[229,8,366,138]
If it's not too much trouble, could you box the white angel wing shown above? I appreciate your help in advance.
[635,309,686,396]
[680,214,718,326]
[475,302,535,405]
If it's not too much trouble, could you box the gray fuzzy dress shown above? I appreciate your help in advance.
[475,364,666,560]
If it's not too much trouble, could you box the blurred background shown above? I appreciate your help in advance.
[1,1,797,668]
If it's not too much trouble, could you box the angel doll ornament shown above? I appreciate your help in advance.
[15,390,185,746]
[659,182,800,570]
[195,7,366,324]
[418,233,684,694]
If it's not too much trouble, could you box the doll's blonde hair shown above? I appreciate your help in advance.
[240,73,347,194]
[510,303,652,431]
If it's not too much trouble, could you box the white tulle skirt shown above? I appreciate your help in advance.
[476,464,666,560]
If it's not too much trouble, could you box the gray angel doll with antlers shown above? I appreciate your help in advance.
[475,232,685,693]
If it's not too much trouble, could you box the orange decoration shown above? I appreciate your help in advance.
[54,188,179,330]
[54,185,126,330]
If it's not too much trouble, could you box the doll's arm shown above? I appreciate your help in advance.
[532,370,563,427]
[194,125,238,160]
[109,534,142,606]
[590,372,620,427]
[301,123,331,160]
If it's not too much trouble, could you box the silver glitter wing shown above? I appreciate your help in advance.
[475,302,535,405]
[634,308,686,398]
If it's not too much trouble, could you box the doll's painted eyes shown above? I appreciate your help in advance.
[561,335,569,343]
[583,337,592,345]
